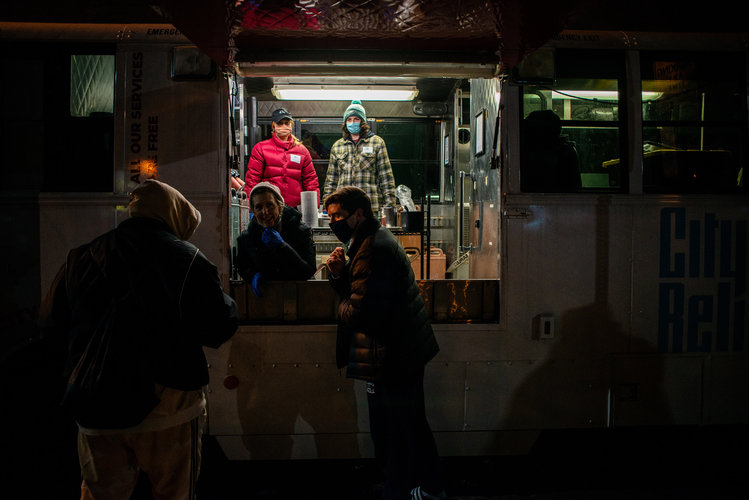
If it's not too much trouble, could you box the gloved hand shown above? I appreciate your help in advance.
[261,227,285,249]
[251,272,265,298]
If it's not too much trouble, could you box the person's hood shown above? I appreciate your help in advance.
[128,179,201,240]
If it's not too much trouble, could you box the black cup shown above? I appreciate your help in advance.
[401,211,424,233]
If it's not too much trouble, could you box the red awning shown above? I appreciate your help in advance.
[155,0,580,72]
[7,1,747,71]
[152,0,749,73]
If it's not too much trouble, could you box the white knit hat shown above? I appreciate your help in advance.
[249,181,284,206]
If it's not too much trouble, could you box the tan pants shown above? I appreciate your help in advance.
[78,389,204,500]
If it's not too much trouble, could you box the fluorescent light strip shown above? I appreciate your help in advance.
[552,90,662,101]
[272,85,419,101]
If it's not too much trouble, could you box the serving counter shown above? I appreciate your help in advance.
[212,279,501,460]
[229,279,499,324]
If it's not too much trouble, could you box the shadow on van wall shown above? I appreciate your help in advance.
[498,301,672,435]
[227,334,360,460]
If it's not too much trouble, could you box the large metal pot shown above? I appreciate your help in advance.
[381,206,397,227]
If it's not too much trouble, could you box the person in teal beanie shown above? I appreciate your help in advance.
[323,100,396,214]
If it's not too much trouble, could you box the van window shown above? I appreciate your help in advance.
[641,51,747,193]
[70,55,114,117]
[521,50,625,192]
[41,46,114,192]
[374,120,441,202]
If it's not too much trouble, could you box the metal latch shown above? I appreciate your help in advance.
[503,208,533,219]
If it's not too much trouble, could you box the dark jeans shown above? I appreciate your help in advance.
[367,365,442,500]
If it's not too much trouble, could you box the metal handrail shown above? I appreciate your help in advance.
[459,171,473,252]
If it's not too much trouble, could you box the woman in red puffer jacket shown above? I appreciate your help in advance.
[243,107,320,209]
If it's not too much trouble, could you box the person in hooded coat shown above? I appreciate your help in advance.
[235,181,317,297]
[39,179,238,500]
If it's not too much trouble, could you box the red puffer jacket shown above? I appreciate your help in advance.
[243,133,320,208]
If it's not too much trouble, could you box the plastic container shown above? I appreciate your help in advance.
[406,247,446,279]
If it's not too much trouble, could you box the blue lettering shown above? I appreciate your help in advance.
[659,283,684,352]
[733,221,746,296]
[689,220,701,277]
[716,282,730,351]
[657,208,748,353]
[735,300,746,351]
[719,220,734,279]
[660,208,685,278]
[704,213,718,278]
[687,295,713,352]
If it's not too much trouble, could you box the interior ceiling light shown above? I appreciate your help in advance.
[553,90,662,101]
[271,84,419,101]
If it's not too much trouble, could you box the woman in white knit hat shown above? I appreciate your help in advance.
[235,181,316,297]
[323,100,396,214]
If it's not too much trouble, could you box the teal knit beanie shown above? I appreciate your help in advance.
[343,100,367,122]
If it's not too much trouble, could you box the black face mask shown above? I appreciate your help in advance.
[329,212,355,243]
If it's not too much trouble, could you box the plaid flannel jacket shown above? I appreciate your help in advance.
[323,133,396,213]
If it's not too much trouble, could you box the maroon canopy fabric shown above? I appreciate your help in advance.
[155,0,579,70]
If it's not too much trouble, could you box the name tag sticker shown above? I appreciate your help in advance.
[290,154,301,163]
[362,146,373,154]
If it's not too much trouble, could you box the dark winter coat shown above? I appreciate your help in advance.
[235,205,317,283]
[40,217,238,391]
[329,217,439,381]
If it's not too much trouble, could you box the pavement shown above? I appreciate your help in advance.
[3,340,747,499]
[190,427,748,500]
[7,426,748,499]
[191,456,746,500]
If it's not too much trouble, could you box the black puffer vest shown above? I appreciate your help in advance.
[331,218,439,381]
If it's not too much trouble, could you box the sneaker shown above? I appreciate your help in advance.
[410,486,447,500]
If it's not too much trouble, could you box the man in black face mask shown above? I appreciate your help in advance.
[324,186,445,500]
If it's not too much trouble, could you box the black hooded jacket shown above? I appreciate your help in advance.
[330,217,439,381]
[235,205,316,282]
[40,217,238,390]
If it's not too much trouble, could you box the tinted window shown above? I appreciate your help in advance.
[521,50,625,192]
[641,52,746,193]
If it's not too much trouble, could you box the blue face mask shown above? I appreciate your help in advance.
[346,121,361,135]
